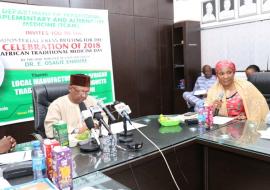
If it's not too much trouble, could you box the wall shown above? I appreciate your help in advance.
[201,20,270,71]
[174,0,270,73]
[0,0,173,142]
[200,0,270,72]
[174,0,201,23]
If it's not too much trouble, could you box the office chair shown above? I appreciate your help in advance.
[32,83,69,138]
[248,72,270,107]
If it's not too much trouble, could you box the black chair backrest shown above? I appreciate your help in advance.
[248,72,270,107]
[32,83,69,138]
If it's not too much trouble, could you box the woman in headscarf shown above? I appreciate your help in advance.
[205,60,269,123]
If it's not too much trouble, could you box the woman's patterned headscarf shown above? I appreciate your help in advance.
[215,60,236,73]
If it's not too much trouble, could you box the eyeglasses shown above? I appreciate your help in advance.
[72,87,90,95]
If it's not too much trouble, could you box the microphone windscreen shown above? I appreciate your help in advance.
[79,102,94,129]
[214,92,224,116]
[85,117,94,129]
[94,112,103,120]
[97,100,116,121]
[79,102,87,111]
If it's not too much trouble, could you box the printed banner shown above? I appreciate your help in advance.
[0,3,115,125]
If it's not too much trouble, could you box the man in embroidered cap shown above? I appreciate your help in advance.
[44,74,100,138]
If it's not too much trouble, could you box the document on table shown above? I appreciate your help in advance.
[194,89,207,96]
[170,114,198,122]
[213,116,234,125]
[258,128,270,140]
[0,150,32,165]
[101,122,146,136]
[0,177,11,188]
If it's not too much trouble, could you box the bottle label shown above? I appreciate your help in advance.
[32,157,46,170]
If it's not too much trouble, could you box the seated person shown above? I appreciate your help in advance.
[44,74,103,138]
[0,136,16,153]
[183,65,216,111]
[206,60,269,122]
[245,64,260,78]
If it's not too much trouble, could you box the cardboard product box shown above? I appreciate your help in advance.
[52,146,73,190]
[43,139,60,180]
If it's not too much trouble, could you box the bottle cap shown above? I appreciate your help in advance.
[31,140,40,147]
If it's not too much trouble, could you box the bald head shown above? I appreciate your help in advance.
[202,65,213,79]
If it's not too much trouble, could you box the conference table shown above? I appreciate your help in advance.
[197,120,270,190]
[7,115,270,190]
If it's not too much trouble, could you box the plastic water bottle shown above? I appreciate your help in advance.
[197,106,206,128]
[205,105,214,129]
[31,140,47,180]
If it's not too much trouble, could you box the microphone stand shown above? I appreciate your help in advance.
[80,120,104,152]
[79,129,101,152]
[118,117,133,143]
[99,120,103,138]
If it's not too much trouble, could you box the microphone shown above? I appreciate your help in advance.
[114,102,132,124]
[114,102,133,142]
[79,102,94,129]
[89,106,112,135]
[97,100,116,122]
[79,103,101,152]
[214,92,224,116]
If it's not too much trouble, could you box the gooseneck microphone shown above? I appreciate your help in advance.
[79,102,94,129]
[89,106,112,135]
[214,92,224,116]
[114,102,132,125]
[97,100,116,122]
[114,101,133,142]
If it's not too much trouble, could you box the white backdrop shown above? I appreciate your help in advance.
[201,19,270,71]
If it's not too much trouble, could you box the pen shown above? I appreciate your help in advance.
[22,151,26,160]
[115,144,127,151]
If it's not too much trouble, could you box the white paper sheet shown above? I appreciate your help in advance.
[194,89,207,96]
[258,128,270,140]
[170,114,198,122]
[213,116,234,125]
[0,150,32,165]
[0,177,11,188]
[101,122,146,136]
